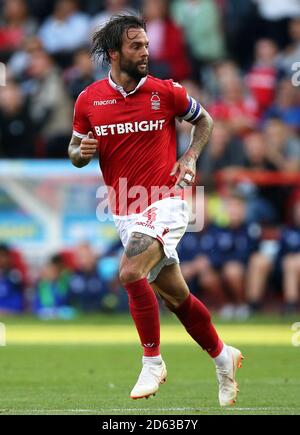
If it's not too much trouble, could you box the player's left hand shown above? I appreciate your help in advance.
[170,151,196,189]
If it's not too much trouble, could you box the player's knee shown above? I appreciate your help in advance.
[163,293,187,311]
[119,265,145,286]
[162,298,177,311]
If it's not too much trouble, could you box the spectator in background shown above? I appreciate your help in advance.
[0,81,35,157]
[222,0,259,69]
[0,0,38,62]
[263,117,300,172]
[216,195,261,319]
[246,39,279,116]
[198,120,245,186]
[279,18,300,78]
[26,0,55,22]
[25,49,73,157]
[248,198,300,315]
[69,243,108,312]
[178,205,226,311]
[171,0,225,80]
[264,79,300,132]
[243,131,283,223]
[64,48,97,100]
[83,0,106,15]
[90,0,133,33]
[39,0,90,68]
[34,254,72,319]
[143,0,191,81]
[0,243,24,315]
[246,245,276,316]
[278,199,300,313]
[209,69,258,137]
[254,0,300,49]
[203,60,239,99]
[8,36,44,82]
[97,253,126,312]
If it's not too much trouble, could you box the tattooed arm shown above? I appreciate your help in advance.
[68,132,98,168]
[171,107,214,188]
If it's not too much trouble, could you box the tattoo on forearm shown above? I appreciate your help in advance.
[69,142,90,168]
[183,154,196,169]
[125,233,156,258]
[188,113,213,160]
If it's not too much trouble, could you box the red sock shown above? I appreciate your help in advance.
[124,278,160,357]
[173,293,223,358]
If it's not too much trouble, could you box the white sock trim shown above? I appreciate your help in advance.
[143,355,162,365]
[213,344,229,367]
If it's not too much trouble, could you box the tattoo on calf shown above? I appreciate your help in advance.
[125,233,155,258]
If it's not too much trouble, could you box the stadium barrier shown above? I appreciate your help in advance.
[215,169,300,187]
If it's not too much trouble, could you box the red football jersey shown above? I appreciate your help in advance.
[73,74,202,215]
[246,65,277,115]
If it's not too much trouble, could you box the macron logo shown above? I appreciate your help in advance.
[94,99,117,106]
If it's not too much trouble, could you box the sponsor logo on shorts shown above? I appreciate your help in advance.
[96,179,205,232]
[135,222,155,230]
[143,207,158,224]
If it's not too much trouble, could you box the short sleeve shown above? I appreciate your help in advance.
[72,89,91,139]
[172,81,202,124]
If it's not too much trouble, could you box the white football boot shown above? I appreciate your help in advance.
[130,358,167,400]
[216,346,244,407]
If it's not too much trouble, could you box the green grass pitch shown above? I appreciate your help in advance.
[0,314,299,415]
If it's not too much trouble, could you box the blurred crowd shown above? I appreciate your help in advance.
[0,0,300,159]
[2,195,300,319]
[0,240,126,319]
[1,0,300,317]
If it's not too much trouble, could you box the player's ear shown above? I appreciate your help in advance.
[109,49,119,62]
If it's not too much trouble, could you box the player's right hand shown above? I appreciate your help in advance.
[80,131,98,159]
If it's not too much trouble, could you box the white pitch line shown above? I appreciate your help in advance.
[102,407,297,412]
[0,409,97,414]
[0,407,297,413]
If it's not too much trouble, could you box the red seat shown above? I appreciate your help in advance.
[9,249,29,288]
[59,250,77,271]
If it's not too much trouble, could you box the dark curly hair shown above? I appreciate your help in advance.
[91,14,147,65]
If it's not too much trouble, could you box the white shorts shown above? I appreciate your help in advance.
[113,197,189,282]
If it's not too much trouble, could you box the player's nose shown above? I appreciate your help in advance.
[142,46,149,57]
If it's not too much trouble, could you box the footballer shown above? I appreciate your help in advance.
[68,15,243,407]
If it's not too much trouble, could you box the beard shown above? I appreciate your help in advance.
[119,54,149,81]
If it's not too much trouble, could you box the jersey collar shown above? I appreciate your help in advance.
[108,71,147,98]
